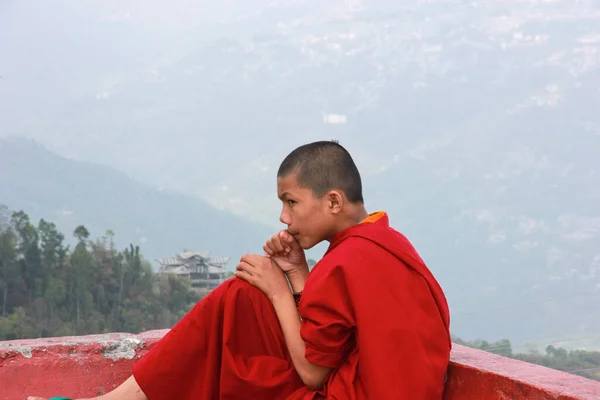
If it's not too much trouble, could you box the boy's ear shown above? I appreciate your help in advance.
[327,190,344,214]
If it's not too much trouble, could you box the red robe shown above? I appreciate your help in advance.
[132,212,451,399]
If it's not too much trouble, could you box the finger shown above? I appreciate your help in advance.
[265,237,274,252]
[234,270,255,285]
[234,270,248,281]
[272,234,286,253]
[240,253,256,265]
[280,230,300,249]
[263,243,275,256]
[236,261,254,276]
[242,254,265,266]
[266,236,283,255]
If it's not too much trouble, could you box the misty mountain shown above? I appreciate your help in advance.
[2,0,600,346]
[0,138,275,268]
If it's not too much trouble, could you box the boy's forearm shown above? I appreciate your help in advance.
[286,265,309,294]
[270,291,331,390]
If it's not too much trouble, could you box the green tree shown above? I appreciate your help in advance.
[0,208,202,341]
[70,225,93,332]
[0,226,18,317]
[12,211,42,303]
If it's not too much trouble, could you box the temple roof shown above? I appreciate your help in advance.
[156,251,230,269]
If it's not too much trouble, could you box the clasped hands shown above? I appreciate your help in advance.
[235,230,308,302]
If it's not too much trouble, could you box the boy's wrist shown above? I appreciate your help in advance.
[269,288,294,306]
[285,264,309,293]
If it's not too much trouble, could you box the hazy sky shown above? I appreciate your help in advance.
[1,0,600,347]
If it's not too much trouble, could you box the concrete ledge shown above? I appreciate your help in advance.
[0,330,167,400]
[1,330,599,399]
[445,345,600,400]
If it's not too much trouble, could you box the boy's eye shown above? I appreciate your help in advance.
[288,200,296,206]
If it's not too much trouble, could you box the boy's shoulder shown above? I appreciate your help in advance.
[328,235,385,259]
[315,235,398,272]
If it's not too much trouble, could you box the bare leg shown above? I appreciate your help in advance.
[26,375,147,400]
[93,376,147,400]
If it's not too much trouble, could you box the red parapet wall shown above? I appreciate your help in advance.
[1,330,599,400]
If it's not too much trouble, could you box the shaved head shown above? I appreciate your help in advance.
[277,140,364,204]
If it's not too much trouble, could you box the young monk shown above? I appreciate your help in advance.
[28,140,451,400]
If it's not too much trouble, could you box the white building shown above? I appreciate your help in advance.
[156,251,230,291]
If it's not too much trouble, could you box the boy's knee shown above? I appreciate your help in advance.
[228,277,268,300]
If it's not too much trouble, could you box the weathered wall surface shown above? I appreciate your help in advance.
[444,344,600,400]
[1,330,599,400]
[0,331,166,400]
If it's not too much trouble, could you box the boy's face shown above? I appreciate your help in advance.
[277,173,334,249]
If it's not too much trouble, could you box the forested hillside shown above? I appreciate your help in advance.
[0,206,200,340]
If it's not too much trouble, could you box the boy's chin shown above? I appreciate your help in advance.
[298,237,322,250]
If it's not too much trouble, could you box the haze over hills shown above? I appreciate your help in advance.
[1,0,600,346]
[0,138,276,267]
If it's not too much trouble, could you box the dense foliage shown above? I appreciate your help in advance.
[454,337,600,382]
[0,206,199,340]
